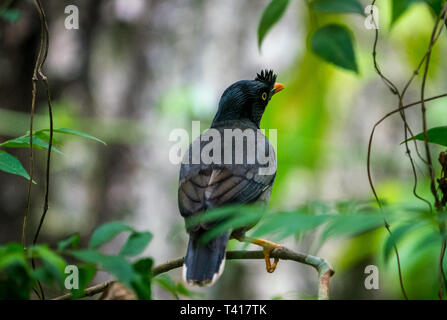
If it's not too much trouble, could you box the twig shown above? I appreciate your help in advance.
[22,0,47,247]
[368,0,408,299]
[419,4,447,212]
[52,248,335,300]
[24,0,54,301]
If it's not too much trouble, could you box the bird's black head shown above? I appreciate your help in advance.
[211,70,284,128]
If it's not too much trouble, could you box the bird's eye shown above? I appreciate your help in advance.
[261,92,268,101]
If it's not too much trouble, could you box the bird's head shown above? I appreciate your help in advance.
[211,70,284,128]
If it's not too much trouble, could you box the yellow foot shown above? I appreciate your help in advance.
[234,236,282,273]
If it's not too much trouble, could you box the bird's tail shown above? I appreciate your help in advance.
[183,232,229,286]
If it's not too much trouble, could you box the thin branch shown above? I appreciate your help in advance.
[419,4,447,211]
[25,0,54,301]
[22,0,47,247]
[439,237,446,299]
[52,248,335,301]
[368,0,408,299]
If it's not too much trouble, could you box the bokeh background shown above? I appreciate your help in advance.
[1,0,447,299]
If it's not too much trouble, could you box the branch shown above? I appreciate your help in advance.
[52,247,334,300]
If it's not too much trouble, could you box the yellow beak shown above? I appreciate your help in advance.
[273,83,285,94]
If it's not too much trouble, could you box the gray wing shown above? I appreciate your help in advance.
[178,166,275,218]
[178,125,276,219]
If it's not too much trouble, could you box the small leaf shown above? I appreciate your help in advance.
[0,9,21,22]
[311,0,365,16]
[131,258,153,300]
[154,274,203,299]
[34,130,63,146]
[383,222,426,261]
[89,221,134,249]
[201,210,264,244]
[426,0,444,15]
[391,0,424,25]
[175,282,204,298]
[412,231,443,253]
[70,264,97,300]
[402,126,447,147]
[311,24,358,73]
[0,244,28,271]
[258,0,290,49]
[57,234,80,251]
[0,150,34,182]
[252,211,330,240]
[45,128,107,145]
[154,274,178,299]
[30,245,67,287]
[120,231,153,257]
[71,250,134,285]
[321,213,384,241]
[0,135,63,154]
[0,247,35,300]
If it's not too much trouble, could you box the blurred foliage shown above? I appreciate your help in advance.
[154,274,203,300]
[0,0,20,23]
[0,220,209,300]
[0,221,155,300]
[187,200,445,261]
[258,0,445,72]
[0,128,105,182]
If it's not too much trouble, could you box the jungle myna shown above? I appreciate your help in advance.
[178,70,284,286]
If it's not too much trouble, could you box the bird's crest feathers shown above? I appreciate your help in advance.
[255,69,277,87]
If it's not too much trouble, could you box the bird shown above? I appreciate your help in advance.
[178,70,284,286]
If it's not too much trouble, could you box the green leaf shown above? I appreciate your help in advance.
[311,24,358,73]
[154,274,204,299]
[258,0,290,49]
[71,250,134,285]
[131,258,153,300]
[383,222,426,261]
[392,0,414,24]
[201,210,264,244]
[0,244,28,271]
[412,230,443,253]
[175,282,204,298]
[390,0,442,25]
[89,221,134,249]
[0,9,21,22]
[57,234,80,251]
[120,231,153,257]
[0,135,63,154]
[30,245,67,287]
[402,126,447,147]
[321,213,384,242]
[311,0,365,15]
[0,150,34,182]
[34,130,63,146]
[154,274,179,299]
[70,264,97,300]
[0,252,35,300]
[426,0,444,14]
[43,128,107,145]
[252,211,330,240]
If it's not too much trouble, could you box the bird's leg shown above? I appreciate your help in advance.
[233,236,282,273]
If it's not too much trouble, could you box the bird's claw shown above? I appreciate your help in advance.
[262,243,282,273]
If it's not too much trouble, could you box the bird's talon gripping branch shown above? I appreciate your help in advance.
[235,236,283,273]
